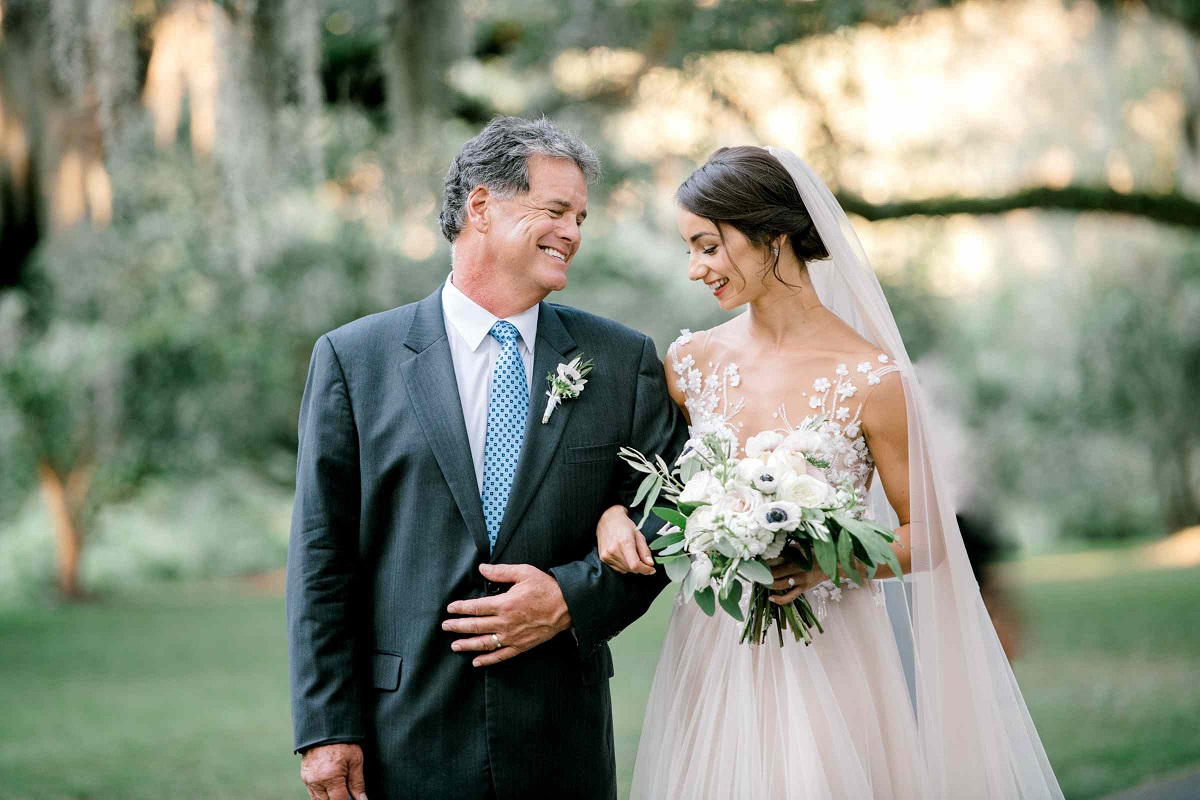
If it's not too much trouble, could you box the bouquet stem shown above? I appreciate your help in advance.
[740,584,821,646]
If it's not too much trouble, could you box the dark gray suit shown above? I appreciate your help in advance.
[287,286,689,799]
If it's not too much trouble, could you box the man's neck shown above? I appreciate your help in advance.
[450,267,545,320]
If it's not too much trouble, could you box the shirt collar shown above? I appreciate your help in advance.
[442,272,540,354]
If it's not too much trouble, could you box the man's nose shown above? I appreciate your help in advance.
[558,218,581,246]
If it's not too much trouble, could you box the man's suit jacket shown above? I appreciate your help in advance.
[287,286,690,799]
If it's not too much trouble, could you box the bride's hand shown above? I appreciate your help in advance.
[597,505,657,576]
[766,558,826,604]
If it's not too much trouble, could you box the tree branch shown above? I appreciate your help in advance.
[836,185,1200,229]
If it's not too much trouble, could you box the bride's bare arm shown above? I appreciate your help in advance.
[596,346,692,575]
[858,370,912,579]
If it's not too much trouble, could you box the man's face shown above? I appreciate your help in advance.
[483,155,588,296]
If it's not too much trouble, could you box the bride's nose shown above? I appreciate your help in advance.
[687,258,708,282]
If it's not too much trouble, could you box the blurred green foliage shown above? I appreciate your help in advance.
[1,0,1198,603]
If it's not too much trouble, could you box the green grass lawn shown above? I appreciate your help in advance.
[0,562,1196,799]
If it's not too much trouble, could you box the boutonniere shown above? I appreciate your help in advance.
[542,355,594,424]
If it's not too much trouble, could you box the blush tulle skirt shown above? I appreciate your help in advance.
[630,582,929,799]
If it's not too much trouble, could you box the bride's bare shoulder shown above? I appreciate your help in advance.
[822,310,894,364]
[668,319,736,367]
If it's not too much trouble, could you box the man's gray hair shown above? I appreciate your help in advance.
[439,116,601,242]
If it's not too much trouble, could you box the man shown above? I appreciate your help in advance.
[287,116,689,799]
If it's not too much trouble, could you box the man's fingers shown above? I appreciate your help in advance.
[442,616,504,635]
[347,758,368,800]
[620,537,654,576]
[472,645,522,667]
[600,548,630,573]
[446,597,501,616]
[478,562,532,583]
[326,783,352,800]
[634,531,656,569]
[450,633,510,652]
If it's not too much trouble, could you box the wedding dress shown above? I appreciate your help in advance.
[628,149,1063,799]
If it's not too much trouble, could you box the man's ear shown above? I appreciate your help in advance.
[465,185,491,234]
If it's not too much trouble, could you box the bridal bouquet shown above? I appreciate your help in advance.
[620,421,902,646]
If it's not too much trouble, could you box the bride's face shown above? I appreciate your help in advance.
[678,209,772,311]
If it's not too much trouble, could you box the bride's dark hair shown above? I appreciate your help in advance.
[676,146,829,285]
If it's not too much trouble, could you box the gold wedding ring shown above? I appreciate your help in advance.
[491,633,502,650]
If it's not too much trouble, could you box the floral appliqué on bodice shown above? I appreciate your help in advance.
[668,328,902,611]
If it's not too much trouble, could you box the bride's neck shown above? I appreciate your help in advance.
[744,272,827,348]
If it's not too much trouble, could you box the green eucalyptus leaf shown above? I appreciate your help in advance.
[662,555,692,582]
[718,578,745,621]
[694,587,717,616]
[649,531,685,551]
[653,507,689,530]
[737,559,775,586]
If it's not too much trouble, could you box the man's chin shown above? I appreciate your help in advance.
[537,266,569,293]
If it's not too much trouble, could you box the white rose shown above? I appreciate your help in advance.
[778,473,832,508]
[712,486,762,519]
[782,429,823,455]
[684,506,718,553]
[679,471,722,505]
[767,447,809,475]
[755,500,803,532]
[745,430,784,459]
[689,553,714,586]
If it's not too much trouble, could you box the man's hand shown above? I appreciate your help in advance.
[443,563,572,667]
[299,743,367,800]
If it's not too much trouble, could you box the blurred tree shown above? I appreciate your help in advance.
[1076,248,1200,531]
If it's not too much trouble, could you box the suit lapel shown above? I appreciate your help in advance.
[490,303,578,562]
[400,288,492,559]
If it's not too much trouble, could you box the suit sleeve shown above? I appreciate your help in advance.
[286,335,366,754]
[549,335,691,656]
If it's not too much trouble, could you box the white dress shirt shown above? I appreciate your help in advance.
[441,272,540,494]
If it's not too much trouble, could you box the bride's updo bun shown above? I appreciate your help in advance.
[676,146,829,280]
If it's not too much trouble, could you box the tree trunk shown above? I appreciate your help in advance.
[1153,441,1200,533]
[37,460,85,599]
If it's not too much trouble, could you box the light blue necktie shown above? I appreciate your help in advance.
[481,321,529,551]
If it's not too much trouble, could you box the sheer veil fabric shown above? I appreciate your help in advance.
[630,148,1062,798]
[767,147,1060,796]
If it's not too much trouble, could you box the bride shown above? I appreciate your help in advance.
[595,146,1063,798]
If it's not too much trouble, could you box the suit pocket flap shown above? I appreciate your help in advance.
[565,442,620,464]
[372,651,402,691]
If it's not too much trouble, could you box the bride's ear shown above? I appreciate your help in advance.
[770,235,787,260]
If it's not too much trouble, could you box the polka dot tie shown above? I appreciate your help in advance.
[481,321,528,551]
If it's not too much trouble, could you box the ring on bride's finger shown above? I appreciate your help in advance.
[787,577,796,589]
[491,634,502,650]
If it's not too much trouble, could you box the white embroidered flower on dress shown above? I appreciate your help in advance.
[857,361,872,374]
[813,377,831,392]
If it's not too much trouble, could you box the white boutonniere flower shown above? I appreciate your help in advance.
[541,354,593,424]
